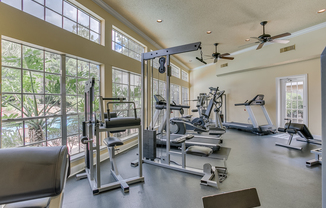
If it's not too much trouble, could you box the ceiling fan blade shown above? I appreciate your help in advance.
[214,58,218,63]
[219,53,230,57]
[270,32,291,40]
[270,39,290,44]
[220,57,234,60]
[256,42,264,50]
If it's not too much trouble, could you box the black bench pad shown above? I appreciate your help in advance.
[106,117,140,128]
[104,137,123,147]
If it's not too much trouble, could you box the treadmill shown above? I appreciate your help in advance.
[223,94,276,135]
[151,95,221,151]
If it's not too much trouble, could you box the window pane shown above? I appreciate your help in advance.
[23,70,44,93]
[77,78,88,95]
[24,0,44,20]
[45,52,61,73]
[115,32,122,44]
[114,43,122,53]
[66,96,77,114]
[78,25,90,39]
[23,46,43,71]
[2,40,21,67]
[23,95,44,117]
[46,8,62,27]
[63,1,77,21]
[66,77,77,95]
[67,135,80,155]
[66,57,77,76]
[63,17,77,34]
[25,118,46,144]
[47,117,61,139]
[78,96,84,113]
[2,94,21,119]
[90,64,99,78]
[45,95,61,115]
[78,60,89,77]
[1,0,22,10]
[2,67,21,93]
[34,0,44,4]
[67,115,79,135]
[45,74,60,94]
[45,0,62,14]
[47,138,62,147]
[78,10,89,28]
[90,31,100,43]
[90,17,100,33]
[1,121,24,148]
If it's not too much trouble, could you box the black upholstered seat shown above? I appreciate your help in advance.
[104,137,123,147]
[106,117,141,128]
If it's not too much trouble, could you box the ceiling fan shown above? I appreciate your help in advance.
[250,21,291,50]
[207,43,234,63]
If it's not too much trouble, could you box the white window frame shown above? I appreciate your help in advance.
[181,70,188,82]
[171,63,180,78]
[0,0,102,44]
[112,26,146,62]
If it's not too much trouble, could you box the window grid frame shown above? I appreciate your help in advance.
[0,0,101,44]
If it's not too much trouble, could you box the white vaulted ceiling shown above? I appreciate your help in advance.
[100,0,326,69]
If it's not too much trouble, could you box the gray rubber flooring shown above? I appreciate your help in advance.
[63,130,322,208]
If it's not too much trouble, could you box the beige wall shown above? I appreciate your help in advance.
[190,26,326,136]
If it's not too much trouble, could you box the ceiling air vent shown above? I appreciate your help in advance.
[280,45,295,53]
[221,63,228,68]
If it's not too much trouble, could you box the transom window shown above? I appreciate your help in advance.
[1,39,100,156]
[171,63,180,78]
[0,0,101,44]
[182,70,188,82]
[112,27,145,62]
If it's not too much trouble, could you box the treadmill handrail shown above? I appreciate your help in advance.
[235,94,265,106]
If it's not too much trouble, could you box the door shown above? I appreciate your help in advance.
[278,75,308,127]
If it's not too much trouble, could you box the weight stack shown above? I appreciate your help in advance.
[143,129,156,160]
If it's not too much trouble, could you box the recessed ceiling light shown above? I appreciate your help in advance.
[157,19,163,23]
[245,38,250,42]
[206,31,212,34]
[317,9,326,13]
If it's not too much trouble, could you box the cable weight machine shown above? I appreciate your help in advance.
[134,42,227,188]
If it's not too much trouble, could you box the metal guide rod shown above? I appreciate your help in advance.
[166,54,171,164]
[320,46,326,208]
[142,42,201,60]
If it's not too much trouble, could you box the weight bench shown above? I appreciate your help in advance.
[0,146,69,208]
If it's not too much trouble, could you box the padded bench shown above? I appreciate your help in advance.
[0,146,69,208]
[105,117,141,128]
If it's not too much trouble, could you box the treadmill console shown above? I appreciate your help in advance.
[251,94,265,105]
[154,94,166,105]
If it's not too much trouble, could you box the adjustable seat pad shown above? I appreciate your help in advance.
[104,137,124,147]
[106,117,141,128]
[0,146,68,205]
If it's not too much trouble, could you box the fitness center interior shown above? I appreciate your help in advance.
[0,0,325,208]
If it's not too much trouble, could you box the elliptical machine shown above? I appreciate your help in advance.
[170,87,226,136]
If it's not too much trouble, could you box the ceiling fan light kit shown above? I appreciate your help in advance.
[251,21,292,50]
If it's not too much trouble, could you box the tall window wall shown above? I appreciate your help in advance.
[170,83,180,118]
[1,39,100,156]
[182,87,190,115]
[112,28,145,62]
[0,0,101,43]
[112,68,141,139]
[182,70,188,82]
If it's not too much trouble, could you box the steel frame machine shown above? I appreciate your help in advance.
[139,42,226,188]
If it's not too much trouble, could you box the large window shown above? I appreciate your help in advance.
[152,79,166,127]
[182,87,190,115]
[65,57,100,155]
[171,63,180,78]
[112,68,141,139]
[0,0,101,44]
[1,39,100,156]
[182,70,188,82]
[170,83,180,118]
[112,27,145,62]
